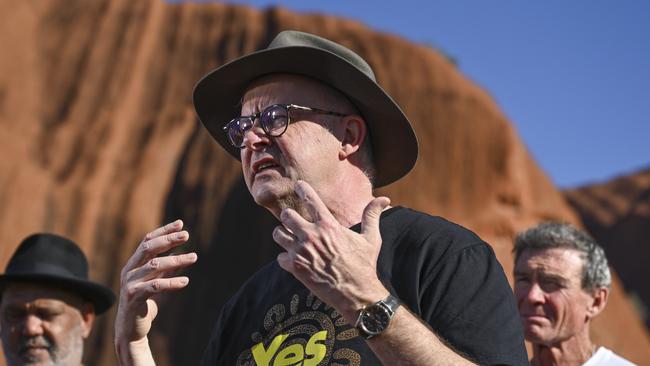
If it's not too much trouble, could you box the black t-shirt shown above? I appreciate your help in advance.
[201,207,528,365]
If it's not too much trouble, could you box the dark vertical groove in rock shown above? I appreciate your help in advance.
[88,209,129,366]
[82,121,112,180]
[161,175,279,365]
[44,0,133,181]
[38,1,107,133]
[262,7,282,48]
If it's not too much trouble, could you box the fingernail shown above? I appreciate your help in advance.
[177,231,188,240]
[294,181,305,198]
[179,277,189,285]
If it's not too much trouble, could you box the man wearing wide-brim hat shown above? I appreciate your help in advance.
[115,30,528,365]
[0,233,115,366]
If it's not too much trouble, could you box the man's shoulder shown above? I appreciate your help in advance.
[382,206,485,250]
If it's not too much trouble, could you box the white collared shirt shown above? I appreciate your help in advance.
[583,347,636,366]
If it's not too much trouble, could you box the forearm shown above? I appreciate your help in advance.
[336,285,476,366]
[365,307,476,366]
[115,336,156,366]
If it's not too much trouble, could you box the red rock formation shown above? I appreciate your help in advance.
[565,168,650,328]
[0,0,648,364]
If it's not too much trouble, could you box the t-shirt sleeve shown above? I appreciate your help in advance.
[200,297,235,366]
[419,242,528,366]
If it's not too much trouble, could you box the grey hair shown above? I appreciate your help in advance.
[513,222,611,291]
[359,135,376,187]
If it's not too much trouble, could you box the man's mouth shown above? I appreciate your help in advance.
[253,158,281,176]
[257,161,279,171]
[22,346,48,352]
[19,337,52,357]
[521,314,549,323]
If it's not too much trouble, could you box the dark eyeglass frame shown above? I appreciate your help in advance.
[222,103,348,148]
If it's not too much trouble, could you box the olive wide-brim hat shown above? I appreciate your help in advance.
[193,30,418,188]
[0,233,115,314]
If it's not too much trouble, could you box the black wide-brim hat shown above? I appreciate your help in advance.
[0,233,115,314]
[193,30,418,188]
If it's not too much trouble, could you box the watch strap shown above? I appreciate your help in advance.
[380,294,401,314]
[355,294,401,339]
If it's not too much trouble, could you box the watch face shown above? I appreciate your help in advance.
[360,305,391,334]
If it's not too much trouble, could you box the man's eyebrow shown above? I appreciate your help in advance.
[538,273,569,283]
[33,301,64,308]
[538,272,569,284]
[513,269,569,283]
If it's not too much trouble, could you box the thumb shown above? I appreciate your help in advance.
[361,196,391,245]
[143,298,159,322]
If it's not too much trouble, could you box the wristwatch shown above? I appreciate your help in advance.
[354,294,401,339]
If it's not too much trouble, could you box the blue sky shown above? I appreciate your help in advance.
[213,1,650,188]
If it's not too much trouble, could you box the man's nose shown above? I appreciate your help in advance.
[21,314,44,336]
[242,124,271,150]
[524,283,545,304]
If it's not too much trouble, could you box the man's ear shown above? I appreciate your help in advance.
[586,287,609,320]
[338,114,367,160]
[79,303,96,339]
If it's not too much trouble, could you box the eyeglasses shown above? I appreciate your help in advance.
[223,103,348,148]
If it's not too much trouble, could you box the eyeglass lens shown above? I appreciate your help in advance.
[261,105,289,136]
[228,105,289,147]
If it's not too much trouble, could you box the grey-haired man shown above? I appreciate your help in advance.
[115,30,528,365]
[513,222,635,365]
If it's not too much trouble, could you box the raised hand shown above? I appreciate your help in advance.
[114,220,197,365]
[273,180,391,324]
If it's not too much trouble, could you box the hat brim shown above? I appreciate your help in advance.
[0,274,115,314]
[193,46,418,188]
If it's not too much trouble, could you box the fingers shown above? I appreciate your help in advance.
[279,208,311,239]
[145,219,184,241]
[294,180,334,223]
[126,252,197,283]
[127,222,189,270]
[277,252,294,273]
[361,196,390,245]
[125,276,190,302]
[273,225,297,252]
[115,220,195,352]
[141,230,189,258]
[120,219,195,299]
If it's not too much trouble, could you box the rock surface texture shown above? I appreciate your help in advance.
[566,168,650,332]
[0,0,647,364]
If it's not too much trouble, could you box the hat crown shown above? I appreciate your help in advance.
[268,30,376,82]
[5,233,89,280]
[0,233,116,314]
[193,30,418,187]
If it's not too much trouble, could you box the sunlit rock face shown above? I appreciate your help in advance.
[566,169,650,328]
[0,0,647,364]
